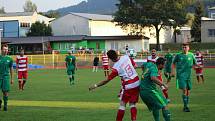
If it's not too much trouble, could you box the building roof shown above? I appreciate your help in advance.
[209,7,215,10]
[201,17,215,21]
[85,35,149,40]
[0,12,35,17]
[69,12,113,21]
[2,35,148,45]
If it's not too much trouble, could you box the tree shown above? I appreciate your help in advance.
[114,0,193,50]
[191,1,204,42]
[23,0,37,12]
[0,7,5,14]
[39,11,60,18]
[27,21,52,36]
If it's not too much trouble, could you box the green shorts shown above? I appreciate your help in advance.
[67,69,75,75]
[164,67,171,73]
[177,79,192,90]
[140,89,167,111]
[0,76,10,92]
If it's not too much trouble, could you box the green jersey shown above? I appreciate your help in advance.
[140,62,159,90]
[164,53,173,73]
[0,55,13,79]
[173,52,197,81]
[65,55,76,70]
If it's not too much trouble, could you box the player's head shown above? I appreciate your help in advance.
[1,44,9,55]
[68,51,72,55]
[182,42,190,53]
[107,50,118,62]
[167,48,170,53]
[151,48,157,56]
[20,48,25,56]
[156,57,166,70]
[196,50,200,55]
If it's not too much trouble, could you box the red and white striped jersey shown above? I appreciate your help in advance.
[195,54,203,65]
[108,55,140,90]
[102,54,109,66]
[147,55,159,63]
[16,55,28,72]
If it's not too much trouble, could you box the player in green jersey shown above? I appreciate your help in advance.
[164,48,174,83]
[0,44,13,111]
[140,57,170,121]
[65,51,77,85]
[171,42,199,112]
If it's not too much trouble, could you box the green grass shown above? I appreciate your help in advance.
[0,68,215,121]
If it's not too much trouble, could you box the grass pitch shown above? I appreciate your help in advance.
[0,68,214,121]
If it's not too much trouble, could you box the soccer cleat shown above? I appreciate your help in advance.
[3,106,7,111]
[0,100,2,109]
[167,99,171,103]
[183,107,190,112]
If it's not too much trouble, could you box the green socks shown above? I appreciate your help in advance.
[152,109,160,121]
[182,95,189,107]
[162,109,171,121]
[3,96,8,108]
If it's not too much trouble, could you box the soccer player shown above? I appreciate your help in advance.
[101,51,109,77]
[147,48,169,100]
[65,51,76,85]
[0,44,13,111]
[140,57,170,121]
[171,42,199,112]
[16,49,28,90]
[163,48,174,101]
[194,50,204,83]
[92,55,99,72]
[89,50,140,121]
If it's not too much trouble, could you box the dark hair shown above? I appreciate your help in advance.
[107,50,118,62]
[156,57,166,65]
[1,44,8,49]
[182,42,190,46]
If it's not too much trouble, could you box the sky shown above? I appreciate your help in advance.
[0,0,86,12]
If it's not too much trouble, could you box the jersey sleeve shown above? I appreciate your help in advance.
[173,54,178,64]
[9,57,13,68]
[130,57,137,67]
[107,68,118,80]
[149,65,158,77]
[192,54,197,65]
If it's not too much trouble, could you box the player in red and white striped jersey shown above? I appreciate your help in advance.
[89,50,140,121]
[147,48,159,63]
[16,49,28,90]
[194,50,204,83]
[102,51,109,77]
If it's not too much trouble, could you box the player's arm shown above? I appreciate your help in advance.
[130,57,137,68]
[10,59,14,84]
[171,55,177,77]
[151,76,168,89]
[16,57,18,73]
[89,69,118,91]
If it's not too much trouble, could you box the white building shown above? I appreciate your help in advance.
[0,11,54,37]
[201,17,215,43]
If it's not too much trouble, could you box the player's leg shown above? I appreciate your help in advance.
[196,75,200,83]
[182,89,190,112]
[0,79,2,109]
[3,92,8,111]
[18,71,23,90]
[116,101,126,121]
[162,106,171,121]
[92,66,95,72]
[95,66,98,72]
[2,77,10,111]
[200,75,204,83]
[22,72,28,90]
[196,69,201,83]
[22,71,28,90]
[71,70,75,84]
[129,103,137,121]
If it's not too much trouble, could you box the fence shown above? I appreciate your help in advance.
[11,53,215,69]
